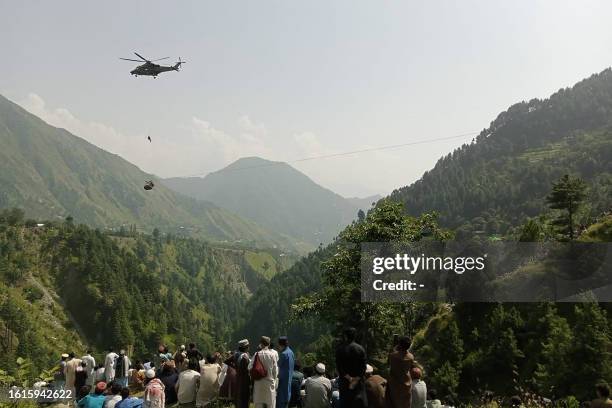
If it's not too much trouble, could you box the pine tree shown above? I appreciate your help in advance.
[546,175,587,240]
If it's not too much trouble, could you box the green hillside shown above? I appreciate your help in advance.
[234,69,612,368]
[163,157,363,246]
[389,69,612,233]
[0,95,292,250]
[0,208,292,375]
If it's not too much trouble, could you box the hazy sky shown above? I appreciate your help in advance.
[2,1,612,197]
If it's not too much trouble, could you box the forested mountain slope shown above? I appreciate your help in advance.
[389,69,612,233]
[0,208,285,374]
[235,69,612,357]
[0,95,291,250]
[164,157,363,247]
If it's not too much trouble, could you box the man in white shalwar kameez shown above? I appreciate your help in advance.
[81,350,96,388]
[248,336,279,408]
[104,348,119,383]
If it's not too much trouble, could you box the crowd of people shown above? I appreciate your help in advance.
[47,328,611,408]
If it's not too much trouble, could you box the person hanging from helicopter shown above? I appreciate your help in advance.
[147,135,152,143]
[144,180,155,191]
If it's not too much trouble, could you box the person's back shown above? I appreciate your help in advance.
[304,375,332,408]
[290,369,304,407]
[411,379,427,408]
[386,337,415,408]
[143,375,165,408]
[196,361,221,406]
[78,393,106,408]
[116,387,143,408]
[158,369,178,404]
[365,374,386,408]
[104,383,123,408]
[336,341,366,378]
[176,367,201,405]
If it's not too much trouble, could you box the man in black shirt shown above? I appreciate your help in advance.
[335,327,367,408]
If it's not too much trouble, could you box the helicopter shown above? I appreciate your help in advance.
[120,52,186,78]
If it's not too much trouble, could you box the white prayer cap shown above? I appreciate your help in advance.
[315,363,326,374]
[145,369,156,379]
[61,353,69,358]
[365,364,374,374]
[180,344,186,350]
[238,339,249,347]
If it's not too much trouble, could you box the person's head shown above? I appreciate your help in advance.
[206,353,218,364]
[95,382,107,395]
[110,382,122,395]
[260,336,271,348]
[119,349,125,355]
[145,369,156,381]
[188,342,196,350]
[315,363,326,376]
[294,361,302,372]
[61,353,69,361]
[80,361,87,368]
[77,385,91,400]
[120,387,130,400]
[343,327,357,343]
[596,383,610,399]
[428,389,438,400]
[86,349,92,355]
[188,360,200,371]
[303,365,314,378]
[510,395,522,406]
[398,336,411,351]
[162,360,176,373]
[68,352,75,359]
[278,336,288,350]
[238,339,250,352]
[157,345,165,353]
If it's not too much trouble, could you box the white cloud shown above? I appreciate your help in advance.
[292,131,327,157]
[21,93,128,156]
[16,92,397,196]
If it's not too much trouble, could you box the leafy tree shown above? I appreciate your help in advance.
[546,175,587,240]
[293,200,450,357]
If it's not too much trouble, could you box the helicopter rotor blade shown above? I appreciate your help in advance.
[150,57,170,62]
[120,58,144,62]
[134,52,149,62]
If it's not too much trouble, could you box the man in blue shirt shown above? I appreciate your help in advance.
[77,382,107,408]
[276,336,295,408]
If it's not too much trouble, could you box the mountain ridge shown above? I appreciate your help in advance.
[0,94,296,250]
[163,156,366,245]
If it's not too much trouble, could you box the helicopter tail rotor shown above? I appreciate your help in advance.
[173,57,187,71]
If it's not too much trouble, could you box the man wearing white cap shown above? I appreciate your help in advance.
[143,369,166,408]
[304,363,332,408]
[54,354,68,391]
[248,336,278,408]
[364,364,386,408]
